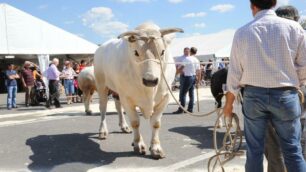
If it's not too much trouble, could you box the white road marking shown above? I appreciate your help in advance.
[162,151,216,171]
[0,116,73,127]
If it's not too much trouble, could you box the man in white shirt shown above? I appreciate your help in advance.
[173,47,189,114]
[224,0,306,172]
[173,47,201,113]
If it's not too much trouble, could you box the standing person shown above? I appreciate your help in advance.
[32,66,41,81]
[224,0,306,172]
[218,58,225,70]
[173,47,190,114]
[62,61,76,104]
[5,64,19,110]
[72,63,80,103]
[79,60,87,72]
[262,5,304,172]
[173,47,201,113]
[45,58,62,108]
[21,61,35,107]
[205,59,213,81]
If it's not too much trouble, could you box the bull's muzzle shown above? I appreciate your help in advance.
[142,78,159,87]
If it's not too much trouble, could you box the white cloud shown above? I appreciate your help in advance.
[182,12,206,18]
[168,0,183,4]
[194,23,206,28]
[210,4,235,13]
[115,0,150,3]
[82,7,129,38]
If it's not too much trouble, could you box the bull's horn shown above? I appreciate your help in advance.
[117,31,141,39]
[160,28,184,36]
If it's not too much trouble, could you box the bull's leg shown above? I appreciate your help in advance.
[122,100,146,155]
[114,99,131,133]
[83,91,92,115]
[149,94,169,159]
[98,88,109,139]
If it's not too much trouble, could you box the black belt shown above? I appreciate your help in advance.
[245,85,296,91]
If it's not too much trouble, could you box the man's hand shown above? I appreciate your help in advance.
[223,103,233,118]
[223,92,236,118]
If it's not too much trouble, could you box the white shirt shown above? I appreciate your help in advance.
[175,55,188,68]
[227,10,306,96]
[182,55,200,76]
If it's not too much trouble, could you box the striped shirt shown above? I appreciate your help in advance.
[227,10,306,96]
[62,67,76,80]
[45,64,60,81]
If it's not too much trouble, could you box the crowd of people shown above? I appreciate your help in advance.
[4,59,90,110]
[172,47,228,114]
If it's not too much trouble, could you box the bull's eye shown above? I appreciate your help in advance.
[135,50,139,57]
[161,50,165,56]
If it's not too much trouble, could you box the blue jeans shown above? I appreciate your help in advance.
[243,86,306,172]
[179,75,195,111]
[7,86,17,108]
[64,79,75,95]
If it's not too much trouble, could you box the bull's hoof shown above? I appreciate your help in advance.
[216,123,222,129]
[85,110,92,116]
[132,142,146,155]
[150,147,166,159]
[98,132,108,140]
[121,126,132,133]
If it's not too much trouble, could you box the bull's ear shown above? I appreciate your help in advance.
[128,35,137,43]
[160,28,184,37]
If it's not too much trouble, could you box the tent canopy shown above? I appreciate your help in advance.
[0,3,98,55]
[170,29,235,58]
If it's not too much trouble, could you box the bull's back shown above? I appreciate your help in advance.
[78,66,96,91]
[94,39,130,91]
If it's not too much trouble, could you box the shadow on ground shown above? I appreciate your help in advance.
[169,126,245,150]
[25,133,145,172]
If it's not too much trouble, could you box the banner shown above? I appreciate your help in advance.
[37,54,50,99]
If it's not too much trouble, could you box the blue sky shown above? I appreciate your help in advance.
[2,0,306,44]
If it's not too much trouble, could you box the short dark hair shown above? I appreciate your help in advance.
[183,47,190,51]
[250,0,277,10]
[190,47,197,55]
[80,60,86,64]
[7,63,13,67]
[276,5,300,21]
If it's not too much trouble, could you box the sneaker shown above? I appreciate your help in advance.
[7,107,12,110]
[55,105,63,108]
[13,106,18,108]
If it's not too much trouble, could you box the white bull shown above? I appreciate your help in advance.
[94,22,183,159]
[78,66,131,133]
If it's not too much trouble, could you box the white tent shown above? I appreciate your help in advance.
[0,3,99,94]
[0,3,98,55]
[170,29,235,58]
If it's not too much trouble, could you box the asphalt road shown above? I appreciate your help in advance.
[0,88,246,172]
